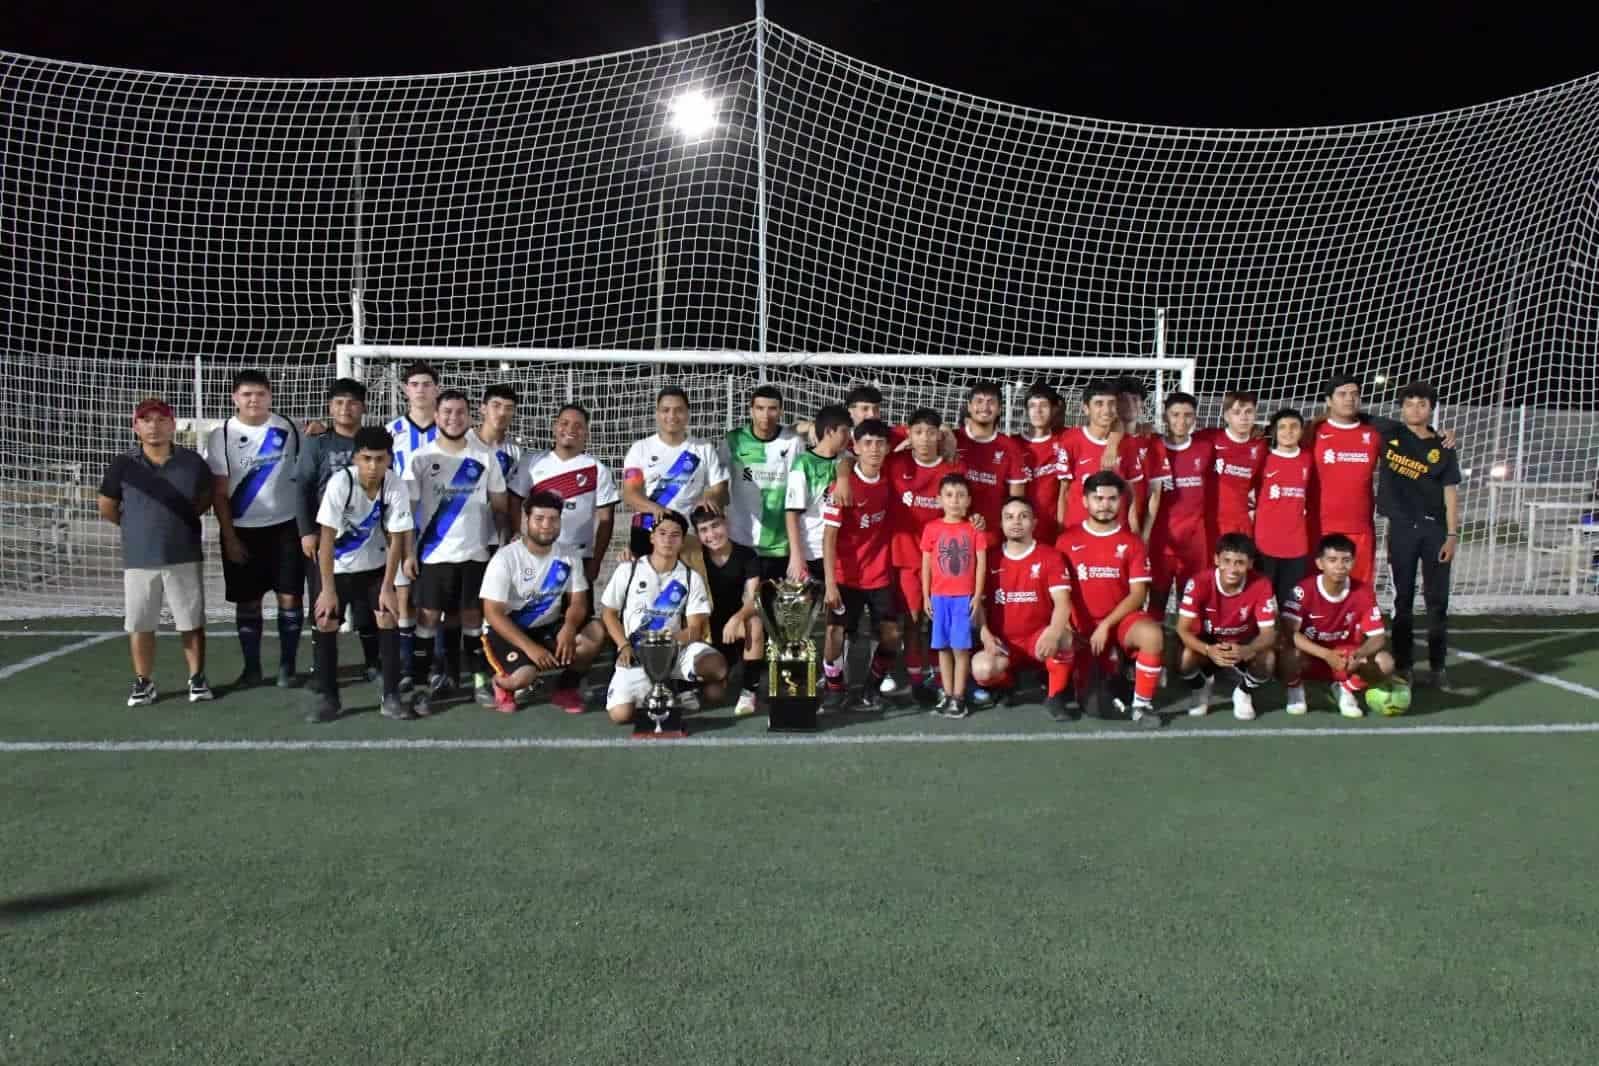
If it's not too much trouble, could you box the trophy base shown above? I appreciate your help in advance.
[766,694,820,733]
[631,703,687,739]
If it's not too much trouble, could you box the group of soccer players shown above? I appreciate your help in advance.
[121,360,1446,726]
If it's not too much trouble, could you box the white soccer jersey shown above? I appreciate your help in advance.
[621,434,727,523]
[468,428,526,546]
[207,413,301,528]
[600,557,711,640]
[403,439,507,564]
[479,539,588,630]
[316,468,413,575]
[509,449,620,558]
[387,415,438,476]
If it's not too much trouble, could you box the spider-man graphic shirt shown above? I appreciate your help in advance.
[920,518,981,597]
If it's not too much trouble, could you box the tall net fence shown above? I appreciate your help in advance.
[2,21,1596,617]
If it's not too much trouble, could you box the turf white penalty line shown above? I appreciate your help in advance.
[0,629,249,638]
[1449,649,1599,700]
[0,633,120,681]
[4,722,1599,754]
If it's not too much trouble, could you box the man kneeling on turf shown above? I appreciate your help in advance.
[1279,533,1399,718]
[599,511,728,724]
[971,497,1075,720]
[480,491,604,714]
[1174,532,1279,722]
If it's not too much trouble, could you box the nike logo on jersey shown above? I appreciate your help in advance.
[1265,471,1279,478]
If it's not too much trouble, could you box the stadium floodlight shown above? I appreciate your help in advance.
[666,89,718,140]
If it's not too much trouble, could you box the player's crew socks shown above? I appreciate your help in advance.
[742,658,765,696]
[462,627,486,678]
[823,661,845,690]
[443,625,463,680]
[314,631,339,699]
[398,619,416,676]
[235,607,263,674]
[1133,651,1163,702]
[1045,658,1073,698]
[1341,676,1367,693]
[411,625,437,683]
[379,629,402,698]
[1181,668,1208,689]
[277,608,304,674]
[869,649,895,682]
[358,628,380,670]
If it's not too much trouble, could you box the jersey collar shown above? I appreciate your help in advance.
[1317,575,1350,603]
[1002,540,1038,561]
[1083,522,1122,538]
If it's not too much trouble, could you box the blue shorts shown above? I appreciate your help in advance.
[930,594,973,651]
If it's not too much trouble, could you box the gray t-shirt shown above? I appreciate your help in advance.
[99,446,211,568]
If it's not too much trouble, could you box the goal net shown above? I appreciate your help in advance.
[2,22,1597,618]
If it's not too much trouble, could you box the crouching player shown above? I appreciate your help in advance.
[598,511,729,725]
[1279,533,1405,718]
[1054,472,1164,725]
[1173,533,1279,722]
[480,491,604,714]
[311,427,414,723]
[971,498,1075,720]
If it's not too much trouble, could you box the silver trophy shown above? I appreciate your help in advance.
[634,629,685,738]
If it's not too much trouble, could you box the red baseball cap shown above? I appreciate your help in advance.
[133,399,174,422]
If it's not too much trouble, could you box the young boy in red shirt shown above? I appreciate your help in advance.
[920,474,986,719]
[1253,408,1315,614]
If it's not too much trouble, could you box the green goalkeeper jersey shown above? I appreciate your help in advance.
[720,425,798,557]
[784,447,840,562]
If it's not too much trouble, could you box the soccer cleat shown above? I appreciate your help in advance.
[968,685,997,710]
[398,675,415,696]
[847,685,883,714]
[911,676,943,708]
[1044,692,1076,722]
[474,682,500,709]
[276,665,301,689]
[126,678,158,707]
[1185,678,1215,717]
[822,684,848,712]
[1130,699,1161,728]
[380,694,416,721]
[944,695,971,719]
[929,691,954,718]
[410,691,433,718]
[187,675,214,703]
[1231,687,1257,721]
[364,664,382,684]
[551,687,586,715]
[306,694,340,724]
[232,666,264,690]
[1335,684,1364,718]
[733,689,759,718]
[491,684,518,713]
[1284,685,1308,716]
[428,673,454,698]
[879,674,908,697]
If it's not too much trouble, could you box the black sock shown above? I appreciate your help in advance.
[556,668,582,691]
[314,631,339,699]
[358,627,380,669]
[443,625,463,681]
[236,607,263,674]
[411,627,436,685]
[744,658,766,695]
[379,629,401,698]
[398,621,416,680]
[463,627,487,679]
[278,608,304,674]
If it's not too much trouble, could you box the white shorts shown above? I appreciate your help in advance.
[606,640,719,709]
[125,562,206,632]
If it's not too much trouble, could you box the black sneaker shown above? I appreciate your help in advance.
[945,696,971,720]
[428,673,454,698]
[232,666,264,690]
[276,665,302,689]
[821,684,848,713]
[380,694,416,721]
[398,675,415,696]
[1131,700,1162,729]
[847,684,883,714]
[364,664,382,684]
[126,677,158,707]
[187,675,215,703]
[411,691,433,718]
[1045,692,1076,722]
[911,677,943,708]
[306,694,340,724]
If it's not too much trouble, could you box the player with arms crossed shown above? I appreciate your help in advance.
[920,474,986,719]
[509,404,619,587]
[479,491,604,714]
[622,386,728,560]
[971,497,1075,720]
[1173,532,1279,721]
[1014,383,1069,546]
[1058,379,1144,534]
[953,380,1028,551]
[598,511,729,725]
[821,419,902,712]
[692,506,766,718]
[403,389,510,715]
[310,427,413,723]
[886,408,963,703]
[1146,391,1214,621]
[721,385,803,584]
[1310,374,1383,583]
[1055,471,1165,725]
[207,370,306,690]
[1279,533,1405,718]
[785,404,849,586]
[1197,390,1266,550]
[1113,376,1169,540]
[386,361,441,688]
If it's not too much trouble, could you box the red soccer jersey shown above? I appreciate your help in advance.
[886,452,961,569]
[1253,447,1314,558]
[1178,568,1278,643]
[1198,428,1266,535]
[987,541,1071,639]
[920,518,982,597]
[822,467,894,589]
[1151,434,1214,541]
[1054,522,1152,632]
[1312,419,1381,533]
[1283,574,1386,647]
[1127,431,1165,517]
[1015,429,1068,543]
[954,427,1027,548]
[1057,427,1144,530]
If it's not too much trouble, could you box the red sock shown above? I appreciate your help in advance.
[1342,676,1366,693]
[1045,657,1073,698]
[1134,651,1163,702]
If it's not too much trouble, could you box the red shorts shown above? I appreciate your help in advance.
[983,626,1071,687]
[1296,643,1359,683]
[896,567,924,618]
[1074,611,1156,657]
[1150,528,1208,617]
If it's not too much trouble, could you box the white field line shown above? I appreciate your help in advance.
[1448,649,1599,701]
[3,723,1599,755]
[0,633,120,681]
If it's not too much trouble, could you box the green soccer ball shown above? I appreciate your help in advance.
[1366,682,1412,717]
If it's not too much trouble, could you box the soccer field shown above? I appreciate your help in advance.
[5,618,1598,1065]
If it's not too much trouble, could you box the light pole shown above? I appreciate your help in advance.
[656,90,719,351]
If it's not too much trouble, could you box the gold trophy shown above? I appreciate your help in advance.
[754,578,823,732]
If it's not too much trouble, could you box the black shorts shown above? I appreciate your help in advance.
[416,559,489,614]
[830,585,899,637]
[1257,554,1309,612]
[481,622,562,676]
[223,520,306,603]
[333,567,385,629]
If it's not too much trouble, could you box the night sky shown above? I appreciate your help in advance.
[6,1,1595,128]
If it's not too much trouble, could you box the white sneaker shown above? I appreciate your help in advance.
[1231,687,1256,721]
[879,674,907,696]
[1186,678,1215,717]
[1336,684,1364,718]
[1284,685,1307,716]
[733,690,758,718]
